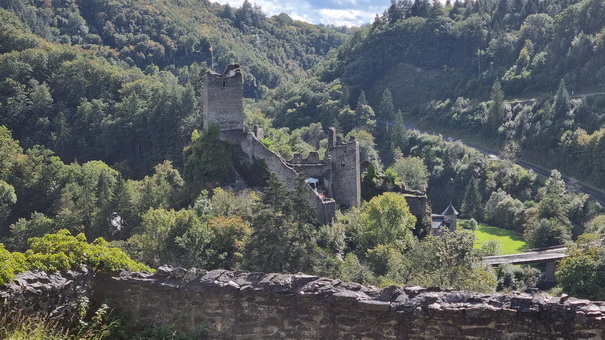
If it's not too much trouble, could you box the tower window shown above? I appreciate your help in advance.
[222,81,226,88]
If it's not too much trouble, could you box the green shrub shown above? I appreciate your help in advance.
[466,218,478,231]
[0,229,153,286]
[0,244,26,286]
[480,240,503,256]
[25,230,153,273]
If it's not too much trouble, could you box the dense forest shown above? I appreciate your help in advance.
[313,0,605,188]
[2,0,605,324]
[0,0,347,177]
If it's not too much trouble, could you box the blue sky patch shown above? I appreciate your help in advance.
[214,0,392,26]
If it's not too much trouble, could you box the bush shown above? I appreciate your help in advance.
[25,230,153,273]
[524,218,571,248]
[183,125,233,185]
[480,240,503,256]
[0,230,153,286]
[466,218,478,231]
[0,244,26,286]
[556,234,605,300]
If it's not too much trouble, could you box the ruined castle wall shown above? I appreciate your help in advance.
[288,163,328,180]
[405,194,427,218]
[224,131,335,224]
[5,268,605,339]
[314,196,336,224]
[237,132,300,190]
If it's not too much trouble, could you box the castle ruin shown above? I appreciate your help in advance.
[287,127,360,210]
[202,64,361,223]
[202,64,244,132]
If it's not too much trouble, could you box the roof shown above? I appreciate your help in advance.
[431,215,445,230]
[305,178,319,184]
[442,204,459,216]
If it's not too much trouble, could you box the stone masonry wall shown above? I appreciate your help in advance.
[4,268,605,339]
[0,268,95,325]
[330,140,361,209]
[92,267,605,339]
[223,130,336,224]
[202,66,244,132]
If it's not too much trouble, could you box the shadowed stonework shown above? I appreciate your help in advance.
[3,269,604,339]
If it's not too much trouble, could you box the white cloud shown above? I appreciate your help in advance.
[212,0,388,26]
[214,0,309,16]
[318,8,376,26]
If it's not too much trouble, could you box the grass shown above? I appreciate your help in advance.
[0,308,208,340]
[460,220,528,255]
[0,313,69,340]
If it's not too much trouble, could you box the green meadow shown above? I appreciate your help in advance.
[460,220,528,255]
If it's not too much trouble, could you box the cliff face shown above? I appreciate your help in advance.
[3,267,605,339]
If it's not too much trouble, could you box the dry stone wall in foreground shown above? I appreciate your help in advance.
[2,267,605,339]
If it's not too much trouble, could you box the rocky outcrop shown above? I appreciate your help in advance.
[3,267,605,339]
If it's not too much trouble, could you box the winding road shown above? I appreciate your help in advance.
[463,142,605,206]
[398,122,605,206]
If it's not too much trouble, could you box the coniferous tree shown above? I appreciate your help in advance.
[461,177,483,219]
[488,80,505,131]
[354,91,376,132]
[244,175,319,273]
[378,88,396,134]
[390,109,406,150]
[411,0,431,17]
[387,0,404,23]
[552,79,572,133]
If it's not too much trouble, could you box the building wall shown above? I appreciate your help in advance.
[223,130,336,224]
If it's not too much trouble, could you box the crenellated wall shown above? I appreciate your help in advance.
[286,128,362,210]
[3,268,605,339]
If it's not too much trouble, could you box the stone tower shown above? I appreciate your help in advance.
[202,64,244,132]
[327,128,361,209]
[442,203,459,232]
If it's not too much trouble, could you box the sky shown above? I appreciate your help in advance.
[213,0,392,27]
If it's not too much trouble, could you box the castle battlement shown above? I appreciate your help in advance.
[288,152,322,165]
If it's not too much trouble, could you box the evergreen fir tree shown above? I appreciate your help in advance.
[461,177,483,219]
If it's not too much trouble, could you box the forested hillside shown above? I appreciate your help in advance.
[311,0,605,188]
[0,0,346,177]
